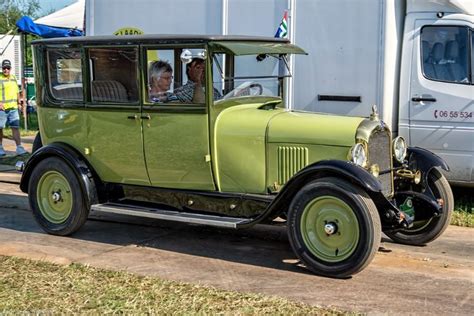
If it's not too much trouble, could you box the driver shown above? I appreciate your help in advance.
[175,58,221,103]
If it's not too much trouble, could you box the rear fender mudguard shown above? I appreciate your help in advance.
[20,143,99,206]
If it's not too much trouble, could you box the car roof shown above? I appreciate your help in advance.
[32,34,290,45]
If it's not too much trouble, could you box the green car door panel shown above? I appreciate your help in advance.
[85,110,149,185]
[143,112,215,190]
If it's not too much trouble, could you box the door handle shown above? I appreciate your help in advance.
[412,96,437,103]
[127,115,138,120]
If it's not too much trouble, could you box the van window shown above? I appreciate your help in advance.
[47,49,83,101]
[421,26,471,84]
[88,47,139,103]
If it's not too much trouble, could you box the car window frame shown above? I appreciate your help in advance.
[141,44,208,114]
[44,45,86,108]
[84,44,142,110]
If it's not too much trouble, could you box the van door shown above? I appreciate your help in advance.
[408,21,473,183]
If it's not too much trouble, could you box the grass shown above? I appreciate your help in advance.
[0,256,343,315]
[452,187,474,227]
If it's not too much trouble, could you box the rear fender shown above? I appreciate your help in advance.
[20,143,99,206]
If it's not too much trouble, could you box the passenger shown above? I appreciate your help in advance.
[148,60,177,103]
[175,58,220,103]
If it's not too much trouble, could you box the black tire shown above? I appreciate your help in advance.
[28,157,90,236]
[32,132,42,153]
[385,169,453,245]
[287,177,381,278]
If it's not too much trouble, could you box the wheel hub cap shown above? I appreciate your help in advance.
[36,171,73,224]
[300,196,359,262]
[324,222,338,235]
[52,191,61,202]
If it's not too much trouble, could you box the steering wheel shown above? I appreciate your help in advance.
[223,81,264,99]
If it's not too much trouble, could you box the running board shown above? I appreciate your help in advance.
[91,202,252,228]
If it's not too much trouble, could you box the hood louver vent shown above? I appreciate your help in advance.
[277,146,308,185]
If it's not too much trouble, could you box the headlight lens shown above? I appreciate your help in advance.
[350,143,367,167]
[393,136,407,163]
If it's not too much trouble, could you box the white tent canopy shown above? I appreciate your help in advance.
[35,0,85,30]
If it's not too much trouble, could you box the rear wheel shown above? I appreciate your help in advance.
[28,157,90,235]
[287,177,381,278]
[386,169,453,245]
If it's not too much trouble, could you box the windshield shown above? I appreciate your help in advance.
[212,53,290,101]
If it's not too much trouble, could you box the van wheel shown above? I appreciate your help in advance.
[385,169,453,245]
[287,177,381,278]
[28,157,90,236]
[32,132,42,153]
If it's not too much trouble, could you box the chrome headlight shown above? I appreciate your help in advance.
[393,136,407,163]
[350,143,367,167]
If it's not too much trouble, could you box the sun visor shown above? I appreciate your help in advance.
[209,41,307,55]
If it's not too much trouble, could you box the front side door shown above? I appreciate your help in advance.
[408,20,474,183]
[141,46,215,190]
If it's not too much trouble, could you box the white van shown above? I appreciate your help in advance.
[85,0,474,185]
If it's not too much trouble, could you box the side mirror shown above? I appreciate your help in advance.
[180,49,207,64]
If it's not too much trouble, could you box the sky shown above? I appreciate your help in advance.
[37,0,77,17]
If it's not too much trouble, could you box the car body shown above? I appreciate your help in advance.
[20,35,453,278]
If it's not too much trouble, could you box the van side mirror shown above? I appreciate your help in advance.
[180,49,207,64]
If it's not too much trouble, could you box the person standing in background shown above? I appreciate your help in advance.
[0,59,27,156]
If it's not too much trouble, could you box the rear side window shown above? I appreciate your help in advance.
[421,26,472,84]
[88,47,139,103]
[47,49,83,101]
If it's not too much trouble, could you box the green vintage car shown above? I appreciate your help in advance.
[19,35,453,278]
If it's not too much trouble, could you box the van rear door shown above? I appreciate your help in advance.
[407,19,473,184]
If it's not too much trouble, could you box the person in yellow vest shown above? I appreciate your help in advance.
[0,59,27,156]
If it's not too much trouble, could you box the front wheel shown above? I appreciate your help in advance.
[28,157,90,235]
[385,169,453,245]
[287,177,381,278]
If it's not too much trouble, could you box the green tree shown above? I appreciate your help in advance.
[0,0,40,34]
[1,0,41,66]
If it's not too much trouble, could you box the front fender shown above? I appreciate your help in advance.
[20,143,98,206]
[407,147,449,185]
[243,160,384,227]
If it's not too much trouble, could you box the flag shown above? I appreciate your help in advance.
[274,11,288,38]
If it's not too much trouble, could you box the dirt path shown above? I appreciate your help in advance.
[0,181,472,315]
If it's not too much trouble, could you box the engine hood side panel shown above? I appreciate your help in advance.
[214,104,285,193]
[267,111,365,146]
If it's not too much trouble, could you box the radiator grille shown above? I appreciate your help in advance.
[277,146,308,185]
[368,129,393,196]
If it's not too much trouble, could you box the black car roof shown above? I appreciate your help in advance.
[32,34,290,45]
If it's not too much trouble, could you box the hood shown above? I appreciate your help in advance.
[267,111,365,146]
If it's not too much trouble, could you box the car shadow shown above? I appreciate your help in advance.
[0,194,311,275]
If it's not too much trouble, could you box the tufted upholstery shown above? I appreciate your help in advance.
[91,80,128,102]
[52,85,83,100]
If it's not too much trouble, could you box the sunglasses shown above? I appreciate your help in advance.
[2,67,11,70]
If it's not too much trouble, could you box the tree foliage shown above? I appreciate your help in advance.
[0,0,40,34]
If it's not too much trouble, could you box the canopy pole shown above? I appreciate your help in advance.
[21,32,27,131]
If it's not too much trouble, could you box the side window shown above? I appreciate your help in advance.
[145,48,208,105]
[88,47,139,103]
[146,49,177,103]
[47,49,83,101]
[421,26,471,84]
